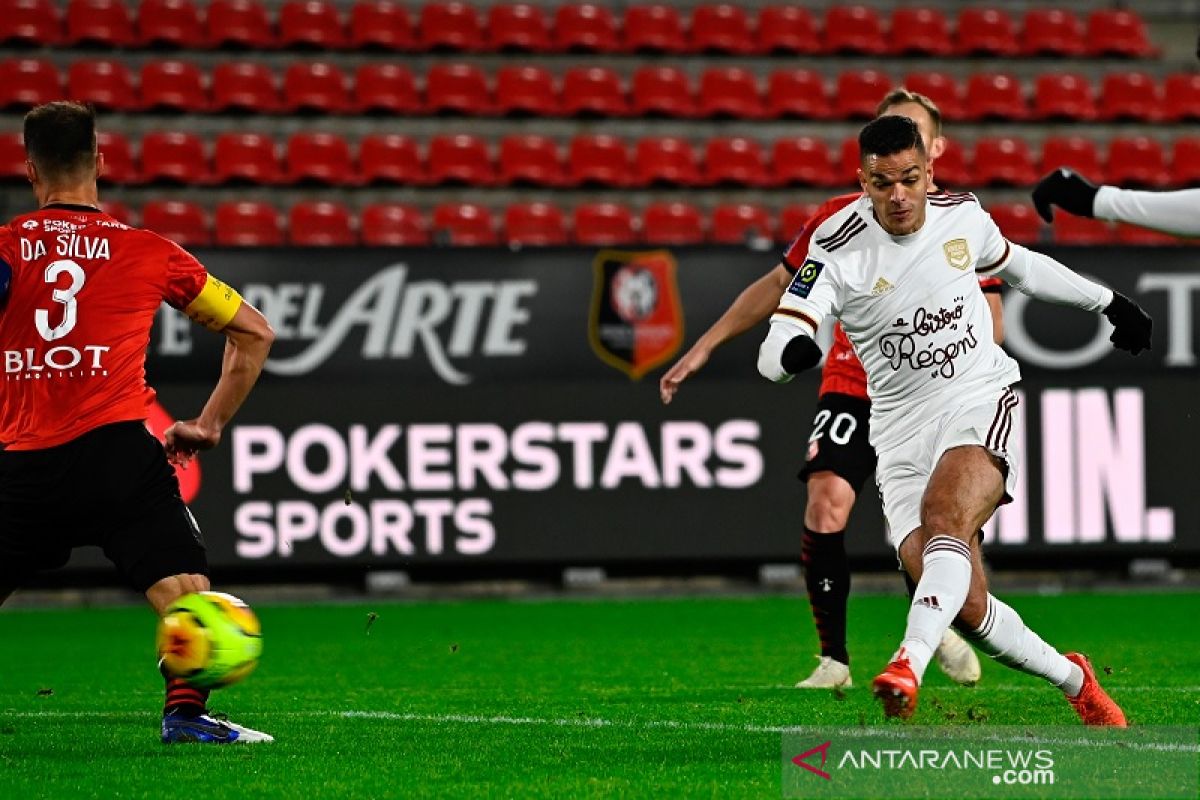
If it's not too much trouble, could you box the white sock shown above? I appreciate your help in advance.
[894,535,972,683]
[966,594,1084,697]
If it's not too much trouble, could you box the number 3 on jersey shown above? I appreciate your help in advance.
[35,259,86,341]
[809,409,858,446]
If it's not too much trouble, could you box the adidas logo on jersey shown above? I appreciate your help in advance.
[915,595,941,610]
[871,277,894,296]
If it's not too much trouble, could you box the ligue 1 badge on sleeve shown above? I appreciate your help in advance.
[589,249,683,380]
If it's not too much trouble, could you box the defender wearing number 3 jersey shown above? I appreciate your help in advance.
[0,102,276,745]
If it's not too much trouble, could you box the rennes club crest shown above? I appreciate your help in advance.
[589,250,683,379]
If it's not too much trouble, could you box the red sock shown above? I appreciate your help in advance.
[164,677,209,718]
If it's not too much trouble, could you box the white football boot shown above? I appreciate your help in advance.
[162,711,275,743]
[933,628,982,686]
[796,656,853,689]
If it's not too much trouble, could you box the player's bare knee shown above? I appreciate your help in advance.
[919,501,975,543]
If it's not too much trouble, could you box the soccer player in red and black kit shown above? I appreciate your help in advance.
[0,103,276,743]
[661,90,1000,689]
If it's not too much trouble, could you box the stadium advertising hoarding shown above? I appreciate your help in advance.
[128,245,1198,572]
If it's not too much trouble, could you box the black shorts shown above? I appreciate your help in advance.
[0,421,208,593]
[797,392,877,492]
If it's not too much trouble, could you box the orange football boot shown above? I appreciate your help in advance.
[872,653,919,719]
[1065,652,1127,727]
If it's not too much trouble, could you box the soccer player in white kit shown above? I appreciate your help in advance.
[758,116,1152,725]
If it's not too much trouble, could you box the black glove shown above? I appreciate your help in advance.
[1103,292,1152,355]
[1031,168,1100,223]
[781,335,822,374]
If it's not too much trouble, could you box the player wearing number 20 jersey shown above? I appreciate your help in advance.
[0,206,236,450]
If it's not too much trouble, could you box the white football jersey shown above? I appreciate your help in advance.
[773,192,1021,449]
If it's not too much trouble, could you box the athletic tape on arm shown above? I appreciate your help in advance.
[184,274,244,331]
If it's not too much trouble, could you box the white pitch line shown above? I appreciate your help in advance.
[6,710,1195,753]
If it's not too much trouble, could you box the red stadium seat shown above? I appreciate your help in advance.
[704,136,769,187]
[1040,136,1104,183]
[698,67,764,119]
[642,202,703,245]
[289,202,355,246]
[213,132,281,184]
[567,135,630,187]
[140,60,207,113]
[972,137,1038,187]
[561,66,627,117]
[141,131,209,185]
[766,69,829,119]
[779,203,818,241]
[495,65,558,116]
[432,202,497,246]
[757,6,818,54]
[361,203,429,246]
[631,66,694,117]
[283,62,350,113]
[206,0,274,49]
[142,200,210,247]
[553,3,619,53]
[902,72,965,122]
[0,133,27,182]
[425,63,491,115]
[988,203,1042,245]
[350,1,415,50]
[426,133,494,186]
[65,0,133,46]
[211,61,279,112]
[354,64,420,114]
[96,130,138,184]
[1115,222,1179,246]
[964,73,1026,121]
[1020,9,1084,56]
[1053,215,1112,245]
[138,0,204,48]
[1171,138,1200,186]
[488,3,550,52]
[691,4,756,54]
[956,8,1018,56]
[837,137,860,185]
[279,0,346,49]
[1100,72,1161,122]
[1033,73,1097,121]
[0,0,61,47]
[68,60,137,111]
[711,203,773,244]
[504,202,567,245]
[215,201,282,246]
[285,132,355,185]
[574,202,635,245]
[773,137,836,187]
[634,137,700,186]
[1086,10,1154,58]
[623,4,686,53]
[418,1,483,52]
[0,59,61,110]
[890,7,952,56]
[98,200,134,225]
[349,1,414,51]
[1163,73,1200,122]
[833,70,891,119]
[498,134,563,186]
[824,5,885,55]
[1106,137,1171,188]
[359,133,423,184]
[931,138,969,188]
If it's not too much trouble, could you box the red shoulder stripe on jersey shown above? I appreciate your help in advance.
[976,240,1012,273]
[774,307,820,331]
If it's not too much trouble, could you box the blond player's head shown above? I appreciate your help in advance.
[876,89,947,165]
[23,101,103,199]
[857,115,930,237]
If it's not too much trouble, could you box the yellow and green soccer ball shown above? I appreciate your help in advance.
[156,591,262,689]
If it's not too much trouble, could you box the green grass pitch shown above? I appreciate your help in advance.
[0,591,1197,798]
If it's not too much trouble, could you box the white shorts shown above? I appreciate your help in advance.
[875,386,1021,551]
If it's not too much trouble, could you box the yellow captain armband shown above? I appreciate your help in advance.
[184,274,243,331]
